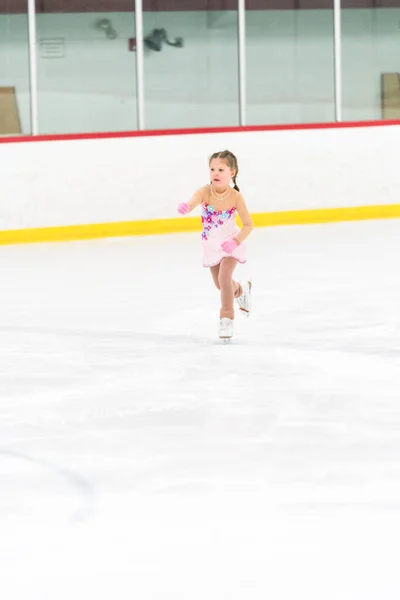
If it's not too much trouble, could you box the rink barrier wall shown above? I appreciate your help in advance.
[1,204,400,246]
[2,118,400,144]
[1,120,400,246]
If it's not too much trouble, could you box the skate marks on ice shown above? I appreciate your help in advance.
[0,449,96,524]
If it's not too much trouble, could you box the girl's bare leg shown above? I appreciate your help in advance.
[216,258,242,319]
[210,264,220,290]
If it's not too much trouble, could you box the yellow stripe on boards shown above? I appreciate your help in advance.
[0,217,202,246]
[1,204,400,246]
[250,204,400,227]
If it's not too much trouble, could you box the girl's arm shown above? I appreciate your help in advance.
[187,188,204,211]
[234,194,254,244]
[177,188,204,215]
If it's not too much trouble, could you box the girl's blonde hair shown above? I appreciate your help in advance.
[209,150,240,191]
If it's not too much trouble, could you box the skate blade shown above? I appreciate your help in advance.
[220,337,232,344]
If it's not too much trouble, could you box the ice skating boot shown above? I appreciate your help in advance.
[236,280,252,316]
[219,317,234,343]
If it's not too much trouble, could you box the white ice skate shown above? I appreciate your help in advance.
[236,280,252,316]
[219,318,234,343]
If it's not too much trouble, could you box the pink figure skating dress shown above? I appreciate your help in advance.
[188,185,253,268]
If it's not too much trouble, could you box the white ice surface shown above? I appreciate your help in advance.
[1,220,400,599]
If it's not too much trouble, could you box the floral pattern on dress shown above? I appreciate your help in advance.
[201,204,237,240]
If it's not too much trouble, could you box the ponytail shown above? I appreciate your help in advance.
[232,175,240,192]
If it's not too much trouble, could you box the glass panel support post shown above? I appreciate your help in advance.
[238,0,246,126]
[134,0,145,130]
[333,0,342,122]
[27,0,39,135]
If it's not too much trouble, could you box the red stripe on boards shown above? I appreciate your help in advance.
[1,119,400,145]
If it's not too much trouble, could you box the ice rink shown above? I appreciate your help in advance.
[1,219,400,599]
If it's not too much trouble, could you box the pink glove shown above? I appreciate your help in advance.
[177,202,190,215]
[221,239,238,254]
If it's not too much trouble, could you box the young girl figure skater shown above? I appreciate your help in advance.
[177,150,253,342]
